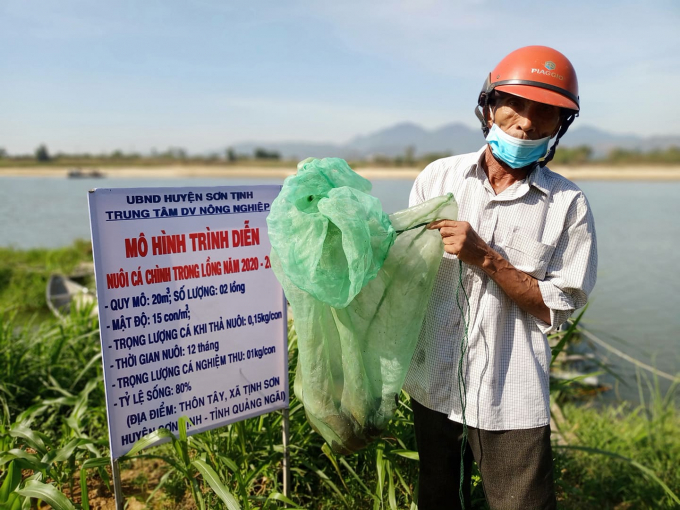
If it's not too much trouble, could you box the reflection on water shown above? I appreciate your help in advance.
[0,176,678,402]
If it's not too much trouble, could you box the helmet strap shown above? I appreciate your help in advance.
[539,112,578,167]
[475,105,489,136]
[475,89,493,137]
[476,77,493,137]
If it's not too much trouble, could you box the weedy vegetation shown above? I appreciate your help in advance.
[0,240,94,320]
[0,245,679,509]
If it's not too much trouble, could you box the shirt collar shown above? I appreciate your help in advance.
[463,145,488,178]
[527,162,550,195]
[468,144,550,196]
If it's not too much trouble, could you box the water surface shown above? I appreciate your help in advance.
[1,175,678,402]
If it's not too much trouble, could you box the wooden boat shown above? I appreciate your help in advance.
[67,168,105,178]
[46,274,97,319]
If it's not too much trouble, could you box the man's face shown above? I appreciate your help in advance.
[488,92,561,140]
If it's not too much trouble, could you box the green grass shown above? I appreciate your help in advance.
[0,310,433,509]
[0,240,94,319]
[0,310,677,509]
[553,375,680,509]
[0,249,678,508]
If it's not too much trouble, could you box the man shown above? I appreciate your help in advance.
[403,46,598,509]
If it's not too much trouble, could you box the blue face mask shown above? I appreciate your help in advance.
[485,124,551,169]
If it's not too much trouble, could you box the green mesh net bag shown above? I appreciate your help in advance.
[267,158,458,454]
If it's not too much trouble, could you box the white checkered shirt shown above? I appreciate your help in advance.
[403,146,598,430]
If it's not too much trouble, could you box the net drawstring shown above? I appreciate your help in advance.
[403,226,470,507]
[394,221,430,235]
[455,259,471,508]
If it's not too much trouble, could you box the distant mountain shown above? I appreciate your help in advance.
[228,123,680,160]
[558,125,680,156]
[346,122,485,157]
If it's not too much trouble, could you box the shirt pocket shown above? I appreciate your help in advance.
[502,228,555,280]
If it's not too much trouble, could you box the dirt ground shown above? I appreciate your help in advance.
[36,458,195,510]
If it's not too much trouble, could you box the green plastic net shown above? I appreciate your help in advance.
[267,158,458,454]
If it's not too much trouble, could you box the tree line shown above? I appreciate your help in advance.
[1,144,680,166]
[0,145,283,164]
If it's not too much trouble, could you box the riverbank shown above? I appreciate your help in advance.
[0,307,678,509]
[1,244,679,508]
[2,164,680,180]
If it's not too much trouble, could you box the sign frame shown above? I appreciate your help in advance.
[87,185,289,462]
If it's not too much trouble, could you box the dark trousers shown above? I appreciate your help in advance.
[412,398,556,510]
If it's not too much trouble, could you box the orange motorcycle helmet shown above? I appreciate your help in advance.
[475,45,580,166]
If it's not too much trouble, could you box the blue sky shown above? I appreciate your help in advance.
[1,0,678,154]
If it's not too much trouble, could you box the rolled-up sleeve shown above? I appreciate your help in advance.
[535,192,598,333]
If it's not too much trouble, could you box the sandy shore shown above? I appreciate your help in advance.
[2,164,680,181]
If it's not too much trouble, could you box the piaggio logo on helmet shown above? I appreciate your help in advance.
[530,64,564,80]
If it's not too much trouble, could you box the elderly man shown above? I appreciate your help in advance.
[404,46,598,509]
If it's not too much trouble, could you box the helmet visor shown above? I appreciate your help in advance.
[495,84,579,111]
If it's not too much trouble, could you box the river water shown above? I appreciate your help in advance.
[1,175,678,402]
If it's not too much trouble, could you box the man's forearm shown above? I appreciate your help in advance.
[480,249,551,325]
[426,218,552,324]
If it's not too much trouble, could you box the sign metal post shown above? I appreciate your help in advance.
[282,407,291,498]
[111,458,125,510]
